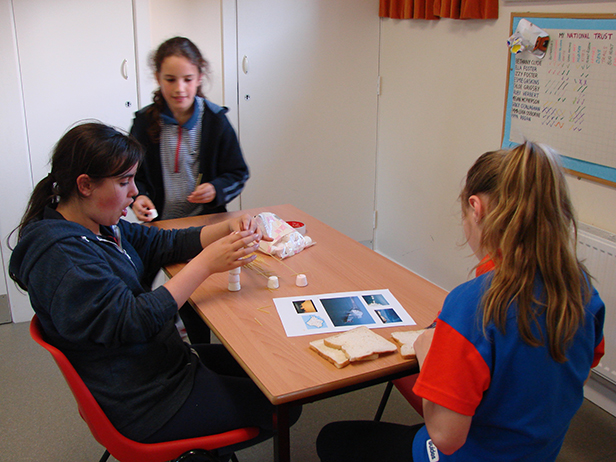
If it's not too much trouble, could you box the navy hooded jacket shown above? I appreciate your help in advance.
[9,208,204,440]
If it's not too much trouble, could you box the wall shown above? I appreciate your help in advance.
[0,0,37,323]
[375,1,616,294]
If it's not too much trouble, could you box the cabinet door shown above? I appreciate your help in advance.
[13,0,138,184]
[235,0,380,243]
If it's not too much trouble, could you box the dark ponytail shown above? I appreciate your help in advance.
[13,122,143,241]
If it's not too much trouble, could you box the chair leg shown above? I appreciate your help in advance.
[374,381,394,421]
[99,450,111,462]
[174,448,230,462]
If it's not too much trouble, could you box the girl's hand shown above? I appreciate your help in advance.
[227,214,268,243]
[200,214,273,250]
[227,214,274,242]
[414,328,436,369]
[132,195,156,222]
[229,214,257,233]
[200,230,260,274]
[165,230,259,308]
[188,183,216,204]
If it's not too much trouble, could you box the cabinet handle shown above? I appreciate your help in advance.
[242,56,249,74]
[121,59,129,80]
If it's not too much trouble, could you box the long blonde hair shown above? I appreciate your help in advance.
[470,142,591,362]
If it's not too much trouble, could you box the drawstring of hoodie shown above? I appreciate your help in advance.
[174,126,182,173]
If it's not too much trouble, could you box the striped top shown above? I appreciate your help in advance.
[159,97,204,220]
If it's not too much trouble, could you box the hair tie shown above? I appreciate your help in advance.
[47,173,60,203]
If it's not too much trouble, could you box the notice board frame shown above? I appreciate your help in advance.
[502,12,616,189]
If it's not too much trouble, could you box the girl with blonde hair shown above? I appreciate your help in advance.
[317,142,605,461]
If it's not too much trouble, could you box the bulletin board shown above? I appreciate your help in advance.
[502,13,616,188]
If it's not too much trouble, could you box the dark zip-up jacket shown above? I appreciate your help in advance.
[130,98,249,218]
[9,208,203,440]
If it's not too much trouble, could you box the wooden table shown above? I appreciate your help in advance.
[152,204,447,462]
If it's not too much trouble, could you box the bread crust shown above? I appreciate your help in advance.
[309,339,350,368]
[390,329,426,359]
[310,326,397,367]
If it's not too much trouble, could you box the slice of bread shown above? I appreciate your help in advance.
[323,326,397,362]
[309,339,350,368]
[390,329,426,359]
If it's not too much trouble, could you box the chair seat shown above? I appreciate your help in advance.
[374,374,423,422]
[393,374,423,417]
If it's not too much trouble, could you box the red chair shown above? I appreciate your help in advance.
[30,315,260,462]
[374,375,423,421]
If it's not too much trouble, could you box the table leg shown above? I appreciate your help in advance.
[273,403,291,462]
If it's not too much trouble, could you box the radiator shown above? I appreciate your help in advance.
[578,223,616,386]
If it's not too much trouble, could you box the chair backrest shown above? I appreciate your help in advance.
[29,315,259,462]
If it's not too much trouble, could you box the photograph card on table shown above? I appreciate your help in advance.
[274,289,416,337]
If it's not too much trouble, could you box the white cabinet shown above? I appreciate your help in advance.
[12,0,139,184]
[230,0,380,243]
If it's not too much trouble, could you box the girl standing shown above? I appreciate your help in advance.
[131,36,249,222]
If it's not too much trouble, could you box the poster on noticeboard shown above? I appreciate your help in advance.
[502,13,616,187]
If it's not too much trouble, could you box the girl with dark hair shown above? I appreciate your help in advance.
[14,122,143,240]
[131,36,249,222]
[131,36,251,343]
[316,142,605,461]
[9,122,297,448]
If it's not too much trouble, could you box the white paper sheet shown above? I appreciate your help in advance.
[273,289,416,337]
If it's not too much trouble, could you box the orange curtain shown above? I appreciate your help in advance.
[379,0,498,20]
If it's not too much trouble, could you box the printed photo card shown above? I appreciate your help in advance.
[274,289,416,337]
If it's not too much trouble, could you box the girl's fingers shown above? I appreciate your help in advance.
[233,214,254,233]
[235,237,261,254]
[224,230,260,253]
[238,251,258,265]
[244,216,258,232]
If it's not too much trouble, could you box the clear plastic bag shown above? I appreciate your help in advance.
[255,212,315,259]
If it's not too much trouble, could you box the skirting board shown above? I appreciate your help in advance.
[585,372,616,418]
